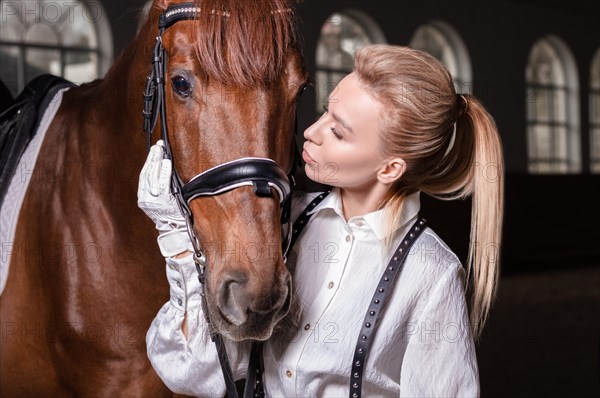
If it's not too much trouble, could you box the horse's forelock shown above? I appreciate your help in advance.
[190,0,302,87]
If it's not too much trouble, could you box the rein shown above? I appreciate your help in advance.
[141,3,300,397]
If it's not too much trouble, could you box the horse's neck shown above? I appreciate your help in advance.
[71,34,151,152]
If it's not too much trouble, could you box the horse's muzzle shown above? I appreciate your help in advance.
[216,269,292,339]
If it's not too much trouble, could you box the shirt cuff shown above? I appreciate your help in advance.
[165,255,203,313]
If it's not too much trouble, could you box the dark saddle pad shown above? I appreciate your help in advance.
[0,74,75,207]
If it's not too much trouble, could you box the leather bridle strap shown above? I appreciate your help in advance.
[349,217,427,398]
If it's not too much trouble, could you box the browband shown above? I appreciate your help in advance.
[159,3,203,30]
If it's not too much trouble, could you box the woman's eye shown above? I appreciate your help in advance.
[330,126,343,140]
[171,75,192,97]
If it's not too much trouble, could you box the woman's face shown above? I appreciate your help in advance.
[303,72,386,188]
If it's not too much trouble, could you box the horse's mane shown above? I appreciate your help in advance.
[168,0,303,88]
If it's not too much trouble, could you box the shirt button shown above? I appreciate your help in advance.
[304,323,310,330]
[177,298,182,306]
[355,220,364,227]
[176,281,181,288]
[327,281,334,289]
[345,234,351,242]
[285,369,293,378]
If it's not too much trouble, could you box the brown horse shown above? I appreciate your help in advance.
[0,0,308,396]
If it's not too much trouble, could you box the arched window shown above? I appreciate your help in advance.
[590,49,600,173]
[409,21,472,94]
[0,0,113,97]
[526,36,580,174]
[315,10,385,114]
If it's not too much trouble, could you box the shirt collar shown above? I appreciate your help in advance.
[306,186,421,240]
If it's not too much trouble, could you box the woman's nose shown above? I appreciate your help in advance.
[303,119,323,144]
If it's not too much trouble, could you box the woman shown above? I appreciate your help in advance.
[138,44,503,397]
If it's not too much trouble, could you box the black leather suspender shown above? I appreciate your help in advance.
[288,191,332,251]
[349,217,427,398]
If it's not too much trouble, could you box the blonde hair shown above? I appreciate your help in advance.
[354,45,504,342]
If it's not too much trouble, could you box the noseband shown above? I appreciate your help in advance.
[142,4,300,397]
[142,3,299,279]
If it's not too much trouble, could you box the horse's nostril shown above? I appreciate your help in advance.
[217,269,291,329]
[218,270,248,298]
[217,271,250,326]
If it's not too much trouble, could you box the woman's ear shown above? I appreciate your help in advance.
[376,158,406,185]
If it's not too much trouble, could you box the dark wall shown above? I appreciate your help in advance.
[100,0,147,59]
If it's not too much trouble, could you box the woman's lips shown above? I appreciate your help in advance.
[302,149,316,164]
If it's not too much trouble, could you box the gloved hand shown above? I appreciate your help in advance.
[137,140,193,257]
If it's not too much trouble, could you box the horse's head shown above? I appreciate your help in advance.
[145,0,308,341]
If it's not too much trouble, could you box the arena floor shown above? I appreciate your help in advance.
[477,265,600,397]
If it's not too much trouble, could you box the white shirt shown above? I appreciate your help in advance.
[146,187,480,397]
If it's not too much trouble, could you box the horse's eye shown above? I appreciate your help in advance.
[296,81,312,97]
[171,75,192,97]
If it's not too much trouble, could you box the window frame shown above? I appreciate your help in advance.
[525,36,581,174]
[409,20,473,95]
[314,9,386,115]
[0,0,112,96]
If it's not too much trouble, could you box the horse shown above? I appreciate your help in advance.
[0,0,308,395]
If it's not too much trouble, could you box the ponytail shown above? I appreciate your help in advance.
[461,95,504,342]
[423,94,504,341]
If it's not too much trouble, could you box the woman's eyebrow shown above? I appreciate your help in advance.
[327,100,354,133]
[333,112,354,133]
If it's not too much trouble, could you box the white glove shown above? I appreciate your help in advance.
[137,140,193,257]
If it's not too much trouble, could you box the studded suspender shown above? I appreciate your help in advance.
[288,190,332,251]
[349,217,427,398]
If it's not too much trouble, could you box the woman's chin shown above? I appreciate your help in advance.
[304,163,320,181]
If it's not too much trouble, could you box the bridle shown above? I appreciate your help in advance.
[141,3,301,397]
